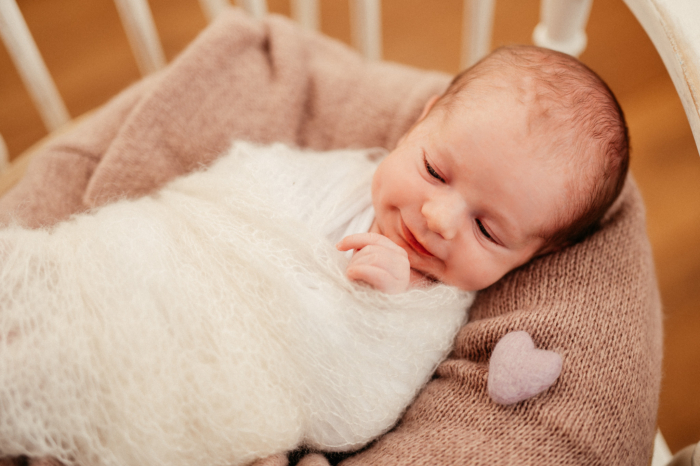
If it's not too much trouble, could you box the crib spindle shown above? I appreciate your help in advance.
[0,0,70,132]
[461,0,496,68]
[533,0,593,57]
[291,0,320,31]
[0,133,8,171]
[238,0,268,20]
[112,0,166,75]
[349,0,382,60]
[199,0,231,22]
[651,430,673,466]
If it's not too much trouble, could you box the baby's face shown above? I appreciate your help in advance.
[370,93,569,291]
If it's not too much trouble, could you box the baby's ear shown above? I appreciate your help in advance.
[397,94,442,147]
[418,94,441,122]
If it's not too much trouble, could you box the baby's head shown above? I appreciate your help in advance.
[370,45,629,291]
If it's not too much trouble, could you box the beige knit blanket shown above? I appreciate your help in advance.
[0,8,662,465]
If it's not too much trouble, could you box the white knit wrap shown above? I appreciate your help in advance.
[0,142,473,466]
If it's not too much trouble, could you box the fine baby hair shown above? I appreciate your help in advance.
[435,45,630,253]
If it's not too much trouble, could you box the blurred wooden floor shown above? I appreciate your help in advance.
[1,0,699,455]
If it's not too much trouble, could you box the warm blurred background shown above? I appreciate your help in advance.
[1,0,698,454]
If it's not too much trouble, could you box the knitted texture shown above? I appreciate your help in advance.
[340,178,662,465]
[0,143,471,465]
[0,7,662,465]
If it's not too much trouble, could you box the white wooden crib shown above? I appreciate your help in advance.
[0,1,698,464]
[1,0,699,167]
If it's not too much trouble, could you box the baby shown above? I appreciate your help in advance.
[0,45,628,466]
[338,44,628,294]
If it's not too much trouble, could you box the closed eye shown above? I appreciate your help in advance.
[476,219,496,243]
[424,155,445,183]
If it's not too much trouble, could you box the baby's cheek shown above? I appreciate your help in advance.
[450,260,505,291]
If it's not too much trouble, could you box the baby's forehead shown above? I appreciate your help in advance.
[457,62,580,118]
[436,99,585,196]
[440,85,568,152]
[449,71,562,120]
[432,65,600,171]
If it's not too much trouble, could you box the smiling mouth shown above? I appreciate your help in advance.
[401,220,433,257]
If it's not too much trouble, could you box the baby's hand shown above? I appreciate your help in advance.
[336,233,410,294]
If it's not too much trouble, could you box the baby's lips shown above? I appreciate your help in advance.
[401,221,433,257]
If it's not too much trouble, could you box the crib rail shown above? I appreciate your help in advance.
[0,0,516,139]
[622,0,700,160]
[1,0,698,160]
[0,0,591,142]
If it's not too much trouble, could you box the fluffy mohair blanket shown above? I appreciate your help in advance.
[0,143,472,466]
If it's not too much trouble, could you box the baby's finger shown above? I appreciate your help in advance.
[348,244,404,272]
[349,253,390,275]
[336,233,405,254]
[346,264,408,294]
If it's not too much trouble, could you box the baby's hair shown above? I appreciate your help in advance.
[436,45,629,253]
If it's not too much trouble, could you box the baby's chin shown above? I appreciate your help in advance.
[409,268,439,288]
[411,268,483,292]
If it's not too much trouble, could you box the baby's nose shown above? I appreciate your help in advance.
[422,191,466,240]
